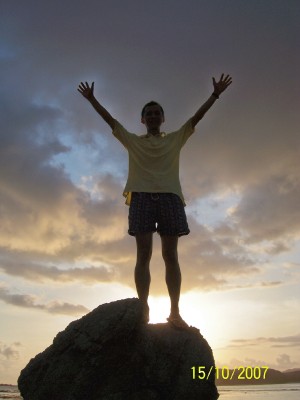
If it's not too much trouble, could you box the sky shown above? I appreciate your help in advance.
[0,0,300,384]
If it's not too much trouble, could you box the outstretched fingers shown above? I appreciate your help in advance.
[223,74,232,85]
[218,73,232,84]
[77,81,94,98]
[212,73,232,95]
[77,82,86,93]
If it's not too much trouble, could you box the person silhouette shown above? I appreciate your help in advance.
[78,74,232,328]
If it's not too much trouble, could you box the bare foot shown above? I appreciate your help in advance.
[167,314,189,330]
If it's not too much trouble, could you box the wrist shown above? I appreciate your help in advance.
[88,95,96,103]
[212,92,219,99]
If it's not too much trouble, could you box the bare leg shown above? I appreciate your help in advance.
[135,232,153,322]
[161,235,188,328]
[161,235,181,315]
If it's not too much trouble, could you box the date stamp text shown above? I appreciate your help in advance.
[191,366,269,381]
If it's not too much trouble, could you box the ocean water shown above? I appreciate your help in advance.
[218,383,300,399]
[1,383,300,399]
[0,385,22,399]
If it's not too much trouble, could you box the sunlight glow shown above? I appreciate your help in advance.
[148,296,170,323]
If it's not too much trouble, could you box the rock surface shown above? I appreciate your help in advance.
[18,298,219,400]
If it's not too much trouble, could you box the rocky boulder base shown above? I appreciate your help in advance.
[18,298,219,400]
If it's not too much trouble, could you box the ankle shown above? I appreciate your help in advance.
[170,307,180,317]
[139,299,149,309]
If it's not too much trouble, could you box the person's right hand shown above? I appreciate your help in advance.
[77,81,94,100]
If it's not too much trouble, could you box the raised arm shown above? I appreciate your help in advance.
[191,74,232,128]
[77,82,115,130]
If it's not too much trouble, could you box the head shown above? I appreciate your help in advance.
[141,101,165,131]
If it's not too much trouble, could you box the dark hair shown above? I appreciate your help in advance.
[141,101,164,118]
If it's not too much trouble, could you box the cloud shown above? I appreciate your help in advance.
[0,157,128,254]
[45,301,90,316]
[1,0,300,383]
[229,334,300,349]
[220,353,299,372]
[0,0,299,297]
[260,281,282,288]
[275,354,299,370]
[219,336,300,371]
[0,342,21,360]
[232,175,300,244]
[0,214,263,295]
[0,210,283,296]
[0,287,89,316]
[0,258,114,284]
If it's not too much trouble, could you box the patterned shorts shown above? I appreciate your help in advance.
[128,192,190,237]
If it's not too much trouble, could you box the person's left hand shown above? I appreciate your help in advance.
[212,74,232,96]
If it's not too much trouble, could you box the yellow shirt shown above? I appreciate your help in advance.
[112,118,195,205]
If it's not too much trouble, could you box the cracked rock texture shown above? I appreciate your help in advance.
[18,298,219,400]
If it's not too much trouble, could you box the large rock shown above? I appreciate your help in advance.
[18,298,219,400]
